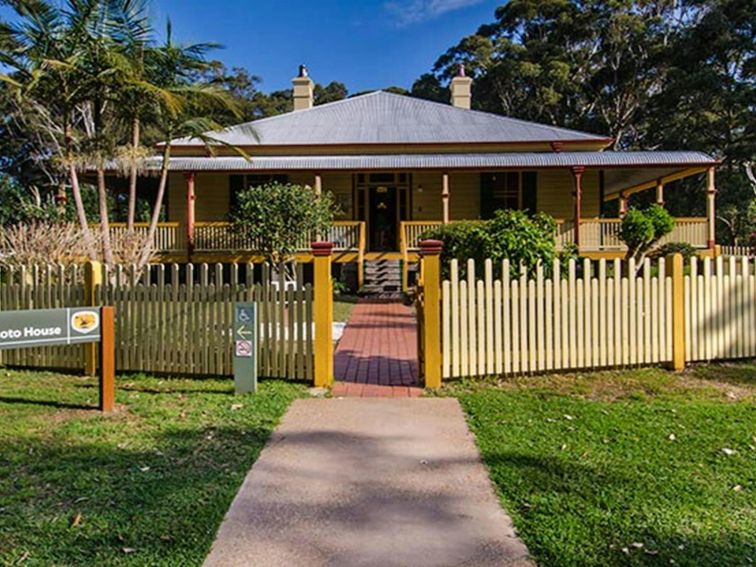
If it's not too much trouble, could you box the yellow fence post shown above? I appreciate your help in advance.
[667,252,686,371]
[357,222,366,290]
[312,242,334,387]
[84,260,102,376]
[419,240,443,389]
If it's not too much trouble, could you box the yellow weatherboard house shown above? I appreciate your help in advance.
[136,65,719,286]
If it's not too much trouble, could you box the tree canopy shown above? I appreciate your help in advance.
[411,0,755,244]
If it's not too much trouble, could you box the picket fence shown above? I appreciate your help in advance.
[441,256,756,379]
[721,245,754,257]
[685,256,756,362]
[0,262,314,380]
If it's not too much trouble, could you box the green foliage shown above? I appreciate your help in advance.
[420,220,491,275]
[620,205,675,264]
[419,0,755,244]
[0,175,105,225]
[651,242,698,263]
[231,183,338,264]
[421,210,560,278]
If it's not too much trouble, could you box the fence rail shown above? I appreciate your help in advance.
[721,245,755,257]
[106,223,186,253]
[0,262,315,379]
[401,218,709,256]
[439,255,755,379]
[193,221,363,254]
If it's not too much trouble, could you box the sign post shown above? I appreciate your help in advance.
[0,306,116,412]
[233,303,257,394]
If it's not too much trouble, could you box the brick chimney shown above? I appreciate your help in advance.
[292,64,314,111]
[450,64,473,109]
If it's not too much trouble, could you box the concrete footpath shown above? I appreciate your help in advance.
[203,398,533,567]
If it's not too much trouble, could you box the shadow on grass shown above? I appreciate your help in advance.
[688,362,756,389]
[0,395,93,411]
[477,450,755,566]
[0,422,281,566]
[67,376,311,397]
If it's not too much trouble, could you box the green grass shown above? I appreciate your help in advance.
[451,364,756,567]
[0,370,305,566]
[334,294,359,323]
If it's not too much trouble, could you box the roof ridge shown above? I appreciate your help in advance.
[170,90,611,146]
[217,90,384,132]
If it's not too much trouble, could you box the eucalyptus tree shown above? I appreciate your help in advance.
[425,0,690,148]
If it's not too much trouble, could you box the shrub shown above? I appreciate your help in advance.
[620,205,675,270]
[231,182,338,264]
[651,242,697,263]
[420,210,559,278]
[420,220,491,277]
[0,222,89,267]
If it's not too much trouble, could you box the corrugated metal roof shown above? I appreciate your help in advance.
[144,150,716,172]
[170,91,611,146]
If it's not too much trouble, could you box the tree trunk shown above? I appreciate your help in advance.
[127,116,140,231]
[56,181,67,216]
[68,163,97,260]
[138,143,172,269]
[96,166,115,267]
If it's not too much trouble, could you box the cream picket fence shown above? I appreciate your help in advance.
[441,256,756,379]
[721,245,754,257]
[685,256,756,362]
[0,262,314,380]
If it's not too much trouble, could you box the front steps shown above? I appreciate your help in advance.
[361,260,402,295]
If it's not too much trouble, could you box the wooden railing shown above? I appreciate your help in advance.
[105,223,186,252]
[577,218,709,251]
[400,221,443,252]
[401,218,710,258]
[104,221,365,255]
[659,218,709,248]
[194,221,364,253]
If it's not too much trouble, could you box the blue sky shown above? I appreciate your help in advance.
[152,0,501,93]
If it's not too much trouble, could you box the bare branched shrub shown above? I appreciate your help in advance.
[110,229,156,266]
[0,222,89,267]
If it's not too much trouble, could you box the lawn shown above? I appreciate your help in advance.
[334,294,359,323]
[0,370,304,566]
[452,364,756,567]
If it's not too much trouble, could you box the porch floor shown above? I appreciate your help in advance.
[332,298,422,397]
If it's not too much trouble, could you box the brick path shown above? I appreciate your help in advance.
[333,298,422,397]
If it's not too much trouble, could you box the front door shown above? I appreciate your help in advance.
[369,186,397,251]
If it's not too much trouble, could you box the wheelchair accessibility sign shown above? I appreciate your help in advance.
[233,303,257,394]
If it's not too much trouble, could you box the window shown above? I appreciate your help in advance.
[229,174,289,208]
[480,172,538,218]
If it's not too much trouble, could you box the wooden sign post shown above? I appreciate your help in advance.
[0,306,116,412]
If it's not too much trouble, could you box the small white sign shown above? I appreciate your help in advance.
[235,340,253,358]
[71,310,100,334]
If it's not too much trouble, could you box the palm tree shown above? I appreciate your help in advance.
[1,1,250,268]
[136,22,247,268]
[0,0,98,259]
